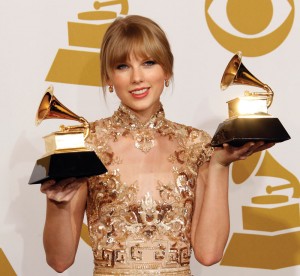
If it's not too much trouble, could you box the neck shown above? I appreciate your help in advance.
[121,102,161,123]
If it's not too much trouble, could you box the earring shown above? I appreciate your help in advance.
[109,85,114,93]
[165,79,169,87]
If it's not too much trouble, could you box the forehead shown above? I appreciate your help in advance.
[126,51,151,61]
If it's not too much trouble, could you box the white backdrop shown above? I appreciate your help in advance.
[1,1,299,275]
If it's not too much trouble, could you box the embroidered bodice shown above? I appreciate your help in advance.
[85,103,213,275]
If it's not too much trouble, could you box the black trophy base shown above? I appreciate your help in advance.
[29,151,107,184]
[211,117,291,147]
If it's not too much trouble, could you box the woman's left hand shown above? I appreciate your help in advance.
[211,141,275,167]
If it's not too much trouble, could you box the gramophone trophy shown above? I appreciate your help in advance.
[211,51,291,147]
[28,85,107,184]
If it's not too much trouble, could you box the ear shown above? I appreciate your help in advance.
[105,78,113,87]
[105,73,113,86]
[164,72,171,81]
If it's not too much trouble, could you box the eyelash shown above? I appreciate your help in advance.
[144,60,156,66]
[115,60,156,70]
[116,64,128,70]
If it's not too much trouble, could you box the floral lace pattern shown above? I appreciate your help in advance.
[85,103,213,275]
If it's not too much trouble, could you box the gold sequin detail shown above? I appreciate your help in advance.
[94,266,191,275]
[85,103,214,274]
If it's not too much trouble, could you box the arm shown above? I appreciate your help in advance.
[191,159,229,266]
[191,141,274,266]
[41,178,88,272]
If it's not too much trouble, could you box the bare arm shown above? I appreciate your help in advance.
[191,142,274,266]
[191,159,229,266]
[41,178,88,272]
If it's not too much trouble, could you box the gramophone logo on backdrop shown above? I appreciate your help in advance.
[0,248,16,275]
[205,0,295,56]
[46,0,129,86]
[221,151,300,269]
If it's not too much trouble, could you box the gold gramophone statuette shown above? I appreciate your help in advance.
[28,85,107,184]
[211,51,290,147]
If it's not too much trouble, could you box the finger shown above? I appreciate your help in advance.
[243,141,275,157]
[250,142,274,154]
[46,177,87,202]
[236,142,255,156]
[256,142,275,152]
[47,192,63,202]
[245,143,261,155]
[47,177,77,191]
[227,142,255,159]
[61,177,87,191]
[40,179,56,193]
[47,183,82,203]
[58,177,77,186]
[62,179,84,192]
[41,177,76,193]
[58,186,82,202]
[243,141,267,155]
[221,143,234,153]
[47,187,74,202]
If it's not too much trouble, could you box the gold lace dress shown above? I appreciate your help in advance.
[85,103,213,275]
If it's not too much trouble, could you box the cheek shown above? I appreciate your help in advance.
[155,77,166,92]
[151,70,166,84]
[111,75,129,88]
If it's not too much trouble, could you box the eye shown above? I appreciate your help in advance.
[143,60,156,66]
[116,63,128,70]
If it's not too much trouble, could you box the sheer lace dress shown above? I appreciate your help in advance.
[85,103,213,275]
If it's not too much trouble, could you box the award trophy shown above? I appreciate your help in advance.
[211,51,291,147]
[28,85,107,184]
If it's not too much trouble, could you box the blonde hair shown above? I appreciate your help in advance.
[100,15,174,89]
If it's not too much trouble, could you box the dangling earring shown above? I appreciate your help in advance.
[165,79,169,88]
[109,85,114,93]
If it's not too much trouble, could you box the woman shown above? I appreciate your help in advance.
[41,15,273,275]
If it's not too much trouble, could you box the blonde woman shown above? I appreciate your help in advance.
[41,15,274,275]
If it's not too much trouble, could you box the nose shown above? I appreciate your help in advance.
[131,67,144,84]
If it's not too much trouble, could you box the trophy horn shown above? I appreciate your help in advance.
[29,85,107,184]
[36,85,88,127]
[221,51,274,107]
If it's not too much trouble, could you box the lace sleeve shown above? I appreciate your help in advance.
[189,129,214,168]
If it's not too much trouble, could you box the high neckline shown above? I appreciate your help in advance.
[112,103,166,131]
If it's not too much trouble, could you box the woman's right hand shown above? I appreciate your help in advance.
[40,177,88,203]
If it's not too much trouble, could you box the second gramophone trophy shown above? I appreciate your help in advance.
[211,51,291,147]
[28,86,107,184]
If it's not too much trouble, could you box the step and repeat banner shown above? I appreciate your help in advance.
[1,1,299,275]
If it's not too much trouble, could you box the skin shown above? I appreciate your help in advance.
[107,54,169,122]
[41,55,274,272]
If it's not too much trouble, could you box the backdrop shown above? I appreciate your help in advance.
[1,1,299,275]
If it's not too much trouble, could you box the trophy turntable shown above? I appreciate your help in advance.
[28,85,107,184]
[211,51,290,147]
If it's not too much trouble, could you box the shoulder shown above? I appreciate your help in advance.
[89,116,115,133]
[167,119,214,164]
[86,116,114,143]
[166,119,212,145]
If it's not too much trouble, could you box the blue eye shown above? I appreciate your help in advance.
[116,64,128,70]
[144,60,156,66]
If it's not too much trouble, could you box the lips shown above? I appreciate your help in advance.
[130,87,149,98]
